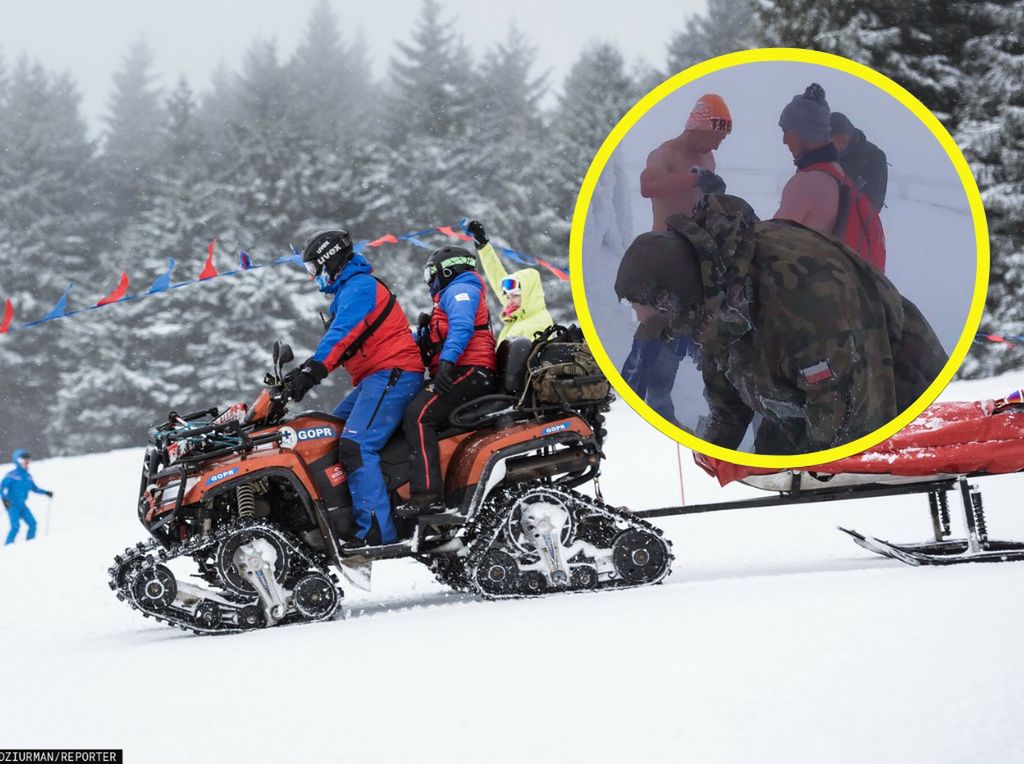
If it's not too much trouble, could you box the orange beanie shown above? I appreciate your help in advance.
[685,93,732,133]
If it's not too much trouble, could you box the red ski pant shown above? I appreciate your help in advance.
[403,366,496,499]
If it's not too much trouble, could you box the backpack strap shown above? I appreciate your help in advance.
[799,162,852,238]
[338,277,397,363]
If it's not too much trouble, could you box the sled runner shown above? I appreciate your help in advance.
[110,328,672,635]
[636,398,1024,566]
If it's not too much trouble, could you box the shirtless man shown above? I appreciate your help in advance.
[773,83,841,233]
[640,93,732,232]
[624,94,731,424]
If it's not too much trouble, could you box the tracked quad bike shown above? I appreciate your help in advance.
[109,327,672,634]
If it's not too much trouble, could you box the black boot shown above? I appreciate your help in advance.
[394,493,446,519]
[340,537,369,554]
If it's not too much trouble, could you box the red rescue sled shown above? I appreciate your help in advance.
[637,395,1024,565]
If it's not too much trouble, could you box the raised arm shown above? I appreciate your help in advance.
[465,220,510,304]
[477,241,510,304]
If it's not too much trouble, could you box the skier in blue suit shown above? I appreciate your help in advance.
[2,450,53,544]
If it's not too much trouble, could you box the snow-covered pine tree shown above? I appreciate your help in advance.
[381,0,478,242]
[753,0,968,128]
[47,77,238,452]
[954,1,1024,377]
[547,43,639,319]
[0,59,98,455]
[666,0,756,75]
[456,26,570,323]
[286,1,384,240]
[99,41,165,229]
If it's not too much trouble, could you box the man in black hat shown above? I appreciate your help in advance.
[831,112,888,211]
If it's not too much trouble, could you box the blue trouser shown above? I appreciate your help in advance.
[5,503,37,544]
[333,369,424,544]
[621,336,699,427]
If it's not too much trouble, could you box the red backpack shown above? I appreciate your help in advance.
[801,162,887,272]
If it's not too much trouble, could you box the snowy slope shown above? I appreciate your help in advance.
[2,376,1024,763]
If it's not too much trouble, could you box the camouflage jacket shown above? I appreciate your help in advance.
[663,196,948,454]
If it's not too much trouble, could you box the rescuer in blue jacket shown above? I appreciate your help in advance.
[401,246,498,515]
[2,449,53,544]
[282,230,425,549]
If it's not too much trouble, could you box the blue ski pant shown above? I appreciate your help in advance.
[621,336,698,427]
[333,369,424,544]
[5,503,37,544]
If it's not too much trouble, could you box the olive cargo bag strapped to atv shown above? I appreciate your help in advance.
[518,325,612,409]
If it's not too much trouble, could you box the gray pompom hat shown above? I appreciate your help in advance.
[778,83,831,143]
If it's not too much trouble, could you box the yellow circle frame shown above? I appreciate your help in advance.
[569,48,989,469]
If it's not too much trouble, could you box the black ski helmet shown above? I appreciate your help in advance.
[424,245,477,293]
[301,229,354,287]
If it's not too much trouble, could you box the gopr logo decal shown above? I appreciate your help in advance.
[542,421,572,435]
[206,467,239,485]
[297,426,335,442]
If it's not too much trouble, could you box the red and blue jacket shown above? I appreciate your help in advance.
[312,255,424,385]
[422,271,497,374]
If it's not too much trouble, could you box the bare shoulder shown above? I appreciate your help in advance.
[782,170,837,198]
[645,142,674,169]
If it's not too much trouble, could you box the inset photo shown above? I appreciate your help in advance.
[574,49,987,465]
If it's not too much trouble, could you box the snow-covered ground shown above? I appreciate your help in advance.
[2,375,1024,763]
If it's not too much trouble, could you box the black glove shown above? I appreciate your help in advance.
[466,220,488,248]
[433,361,457,395]
[2,498,9,510]
[283,358,328,403]
[690,166,727,194]
[45,491,54,498]
[417,312,431,331]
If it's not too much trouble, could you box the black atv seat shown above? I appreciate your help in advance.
[496,336,531,396]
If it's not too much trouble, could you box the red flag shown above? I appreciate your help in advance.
[199,239,218,280]
[534,257,569,281]
[368,234,398,248]
[0,299,12,334]
[436,226,473,242]
[96,272,129,306]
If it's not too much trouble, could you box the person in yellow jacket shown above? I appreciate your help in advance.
[464,219,554,343]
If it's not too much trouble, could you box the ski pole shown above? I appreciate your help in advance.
[45,495,53,536]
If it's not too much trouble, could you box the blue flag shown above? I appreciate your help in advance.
[148,258,176,294]
[40,283,74,322]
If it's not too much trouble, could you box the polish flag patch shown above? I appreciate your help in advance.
[800,360,834,385]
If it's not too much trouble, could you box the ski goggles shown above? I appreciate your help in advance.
[500,277,521,294]
[304,261,322,278]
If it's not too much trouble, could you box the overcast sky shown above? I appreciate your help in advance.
[0,0,706,134]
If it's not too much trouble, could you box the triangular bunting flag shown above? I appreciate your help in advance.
[239,250,254,270]
[199,239,218,280]
[96,272,129,306]
[436,225,473,242]
[534,257,569,281]
[367,234,398,248]
[0,299,12,334]
[41,283,74,322]
[148,258,176,294]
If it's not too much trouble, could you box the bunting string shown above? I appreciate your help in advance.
[0,221,568,335]
[975,332,1024,349]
